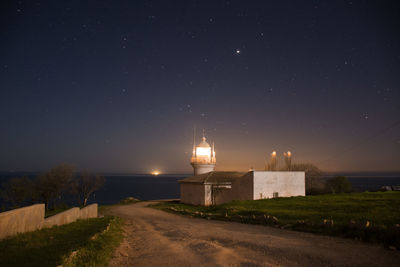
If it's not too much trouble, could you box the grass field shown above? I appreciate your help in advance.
[0,216,123,267]
[151,192,400,248]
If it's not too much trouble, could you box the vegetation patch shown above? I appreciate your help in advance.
[0,216,123,267]
[0,163,105,212]
[118,196,141,205]
[151,192,400,249]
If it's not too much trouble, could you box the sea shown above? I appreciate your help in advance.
[0,172,400,206]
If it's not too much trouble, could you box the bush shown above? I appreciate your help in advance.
[290,163,326,195]
[326,176,352,194]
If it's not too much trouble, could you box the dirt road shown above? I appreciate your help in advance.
[107,201,399,267]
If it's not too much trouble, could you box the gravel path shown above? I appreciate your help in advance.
[107,201,399,267]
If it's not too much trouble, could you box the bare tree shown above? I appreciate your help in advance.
[34,172,55,210]
[34,163,75,210]
[72,171,105,206]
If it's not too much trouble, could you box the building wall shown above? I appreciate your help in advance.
[253,171,305,199]
[230,172,254,200]
[204,184,212,206]
[180,183,205,205]
[0,204,45,239]
[213,186,232,205]
[180,171,306,206]
[213,173,254,205]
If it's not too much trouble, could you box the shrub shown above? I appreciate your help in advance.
[290,163,326,195]
[326,176,352,194]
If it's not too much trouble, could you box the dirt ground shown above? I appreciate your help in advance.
[106,201,400,267]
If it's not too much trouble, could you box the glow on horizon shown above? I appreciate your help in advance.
[151,170,161,176]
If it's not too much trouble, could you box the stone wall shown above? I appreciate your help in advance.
[0,203,98,239]
[0,204,45,239]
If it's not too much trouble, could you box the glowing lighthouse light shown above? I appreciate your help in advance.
[196,146,211,157]
[190,132,216,175]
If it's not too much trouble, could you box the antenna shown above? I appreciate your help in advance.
[192,125,196,156]
[193,125,196,145]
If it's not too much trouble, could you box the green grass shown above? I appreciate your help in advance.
[118,197,140,205]
[151,192,400,248]
[0,216,124,267]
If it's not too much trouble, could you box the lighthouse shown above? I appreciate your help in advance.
[190,133,216,175]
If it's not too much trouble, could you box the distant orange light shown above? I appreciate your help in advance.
[151,171,160,176]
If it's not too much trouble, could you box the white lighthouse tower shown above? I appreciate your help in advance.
[190,132,216,175]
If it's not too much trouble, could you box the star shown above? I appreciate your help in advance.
[236,49,241,54]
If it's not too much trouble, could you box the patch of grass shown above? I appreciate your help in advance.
[151,192,400,248]
[64,217,124,267]
[118,197,140,205]
[0,216,123,267]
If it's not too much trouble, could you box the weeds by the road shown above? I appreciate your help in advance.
[151,192,400,249]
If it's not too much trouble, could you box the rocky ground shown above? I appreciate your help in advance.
[105,201,400,267]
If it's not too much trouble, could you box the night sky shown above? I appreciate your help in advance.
[1,1,399,173]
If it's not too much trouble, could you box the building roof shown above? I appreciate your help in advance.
[197,136,210,147]
[179,171,246,184]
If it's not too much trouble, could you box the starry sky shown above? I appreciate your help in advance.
[1,1,399,174]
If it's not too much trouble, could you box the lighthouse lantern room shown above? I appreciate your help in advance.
[190,133,216,175]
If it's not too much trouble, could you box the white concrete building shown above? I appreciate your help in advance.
[179,171,305,206]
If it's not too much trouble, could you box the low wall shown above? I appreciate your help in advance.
[43,207,80,228]
[80,203,98,219]
[0,203,98,239]
[0,204,45,239]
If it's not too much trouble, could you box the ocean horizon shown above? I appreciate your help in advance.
[1,172,400,206]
